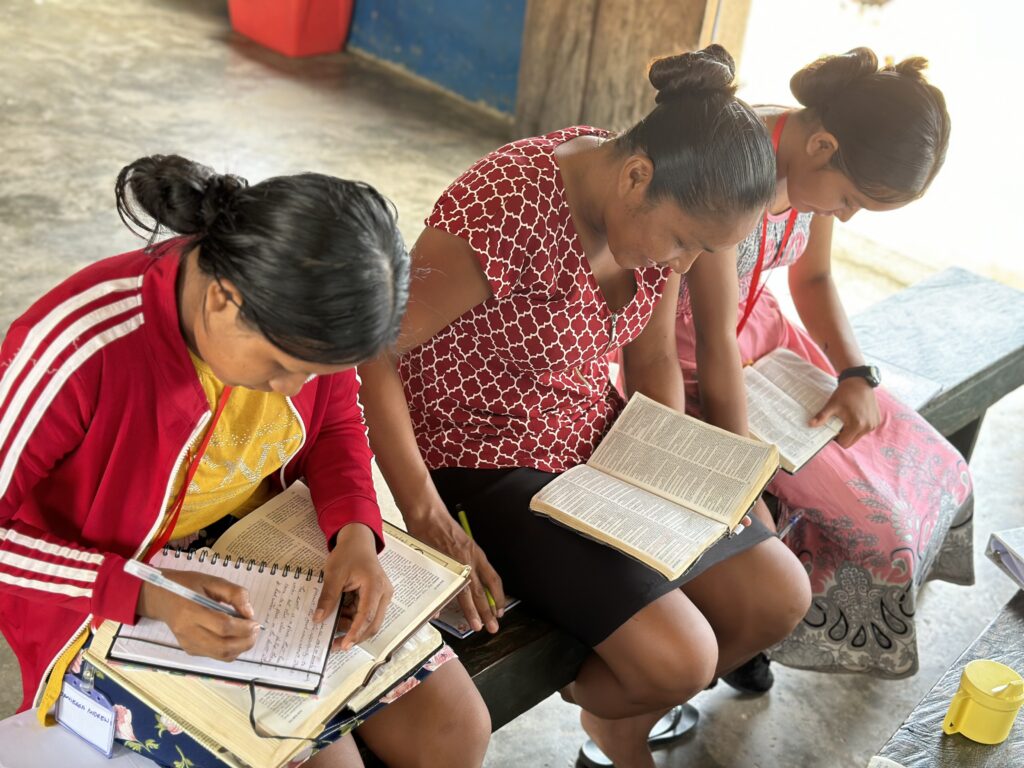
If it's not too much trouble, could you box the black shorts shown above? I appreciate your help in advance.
[430,466,773,648]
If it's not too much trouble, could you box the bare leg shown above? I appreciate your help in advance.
[566,589,718,768]
[356,661,490,768]
[302,734,363,768]
[750,497,776,531]
[683,537,811,675]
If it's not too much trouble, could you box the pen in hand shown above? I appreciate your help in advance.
[124,559,264,629]
[456,507,498,612]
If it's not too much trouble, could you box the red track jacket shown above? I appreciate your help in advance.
[0,240,382,711]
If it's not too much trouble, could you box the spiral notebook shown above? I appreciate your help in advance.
[86,482,470,768]
[109,548,339,692]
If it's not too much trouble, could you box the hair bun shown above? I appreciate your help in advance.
[886,55,930,81]
[200,172,247,230]
[115,155,248,241]
[790,47,878,108]
[649,44,737,104]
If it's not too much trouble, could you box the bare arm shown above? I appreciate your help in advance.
[684,253,766,527]
[621,272,686,411]
[788,215,864,373]
[788,215,880,447]
[687,247,749,436]
[359,227,506,633]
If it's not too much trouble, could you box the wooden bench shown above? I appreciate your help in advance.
[869,590,1024,767]
[440,267,1024,739]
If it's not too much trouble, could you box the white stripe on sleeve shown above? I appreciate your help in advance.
[0,313,144,498]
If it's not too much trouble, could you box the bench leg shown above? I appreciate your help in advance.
[945,414,985,463]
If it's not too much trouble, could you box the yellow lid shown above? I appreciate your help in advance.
[962,659,1024,711]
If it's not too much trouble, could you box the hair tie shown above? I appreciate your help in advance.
[200,173,246,232]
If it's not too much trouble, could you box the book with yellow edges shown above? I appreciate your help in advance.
[742,349,844,473]
[529,393,779,580]
[84,482,469,768]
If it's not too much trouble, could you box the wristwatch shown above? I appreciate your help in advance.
[838,364,881,388]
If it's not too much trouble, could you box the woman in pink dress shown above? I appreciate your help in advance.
[676,48,973,688]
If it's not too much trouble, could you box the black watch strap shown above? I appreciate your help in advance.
[838,365,881,388]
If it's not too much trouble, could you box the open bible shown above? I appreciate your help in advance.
[744,348,843,473]
[529,393,779,580]
[85,482,469,768]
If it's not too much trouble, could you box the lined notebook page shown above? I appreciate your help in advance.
[111,550,338,691]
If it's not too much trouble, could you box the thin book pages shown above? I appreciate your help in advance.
[85,482,469,768]
[530,393,779,580]
[110,548,338,692]
[744,348,843,473]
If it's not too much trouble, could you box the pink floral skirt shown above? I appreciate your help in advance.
[674,290,974,677]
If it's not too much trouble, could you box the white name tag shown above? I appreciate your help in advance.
[56,674,115,757]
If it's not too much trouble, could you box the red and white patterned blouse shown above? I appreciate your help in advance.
[399,127,674,472]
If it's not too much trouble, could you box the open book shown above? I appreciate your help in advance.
[530,393,779,580]
[986,528,1024,590]
[744,348,843,473]
[85,482,469,768]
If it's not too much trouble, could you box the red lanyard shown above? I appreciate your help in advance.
[736,113,799,336]
[145,385,233,561]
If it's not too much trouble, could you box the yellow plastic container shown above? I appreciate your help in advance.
[942,659,1024,744]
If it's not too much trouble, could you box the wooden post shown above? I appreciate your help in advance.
[515,0,753,137]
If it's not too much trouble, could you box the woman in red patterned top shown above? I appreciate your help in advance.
[361,45,811,767]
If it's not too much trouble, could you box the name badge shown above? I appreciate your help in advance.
[55,673,115,757]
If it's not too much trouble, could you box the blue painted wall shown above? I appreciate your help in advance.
[347,0,525,114]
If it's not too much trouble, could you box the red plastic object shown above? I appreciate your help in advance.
[227,0,354,58]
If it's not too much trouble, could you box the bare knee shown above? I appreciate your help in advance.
[636,639,718,707]
[416,675,490,768]
[750,544,812,647]
[600,599,719,708]
[304,734,362,768]
[426,686,490,768]
[357,662,490,768]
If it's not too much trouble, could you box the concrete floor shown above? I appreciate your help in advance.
[1,2,1022,767]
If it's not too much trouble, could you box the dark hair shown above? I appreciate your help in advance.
[616,44,775,217]
[790,47,950,203]
[115,155,409,365]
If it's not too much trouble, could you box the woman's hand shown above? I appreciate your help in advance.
[406,502,506,635]
[136,570,260,661]
[315,523,393,652]
[810,377,881,448]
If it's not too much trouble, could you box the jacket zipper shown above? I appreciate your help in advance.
[33,412,211,708]
[279,396,306,487]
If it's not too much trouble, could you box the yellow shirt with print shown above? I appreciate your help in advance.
[169,353,304,538]
[38,354,304,725]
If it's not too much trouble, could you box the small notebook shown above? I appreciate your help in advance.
[110,548,339,692]
[986,527,1024,591]
[431,596,521,639]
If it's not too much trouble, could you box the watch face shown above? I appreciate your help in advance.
[841,365,881,387]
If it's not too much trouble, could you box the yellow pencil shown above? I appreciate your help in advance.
[456,507,498,612]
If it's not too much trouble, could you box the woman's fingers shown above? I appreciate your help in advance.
[456,586,485,633]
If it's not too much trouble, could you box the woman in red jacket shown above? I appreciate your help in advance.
[0,155,489,767]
